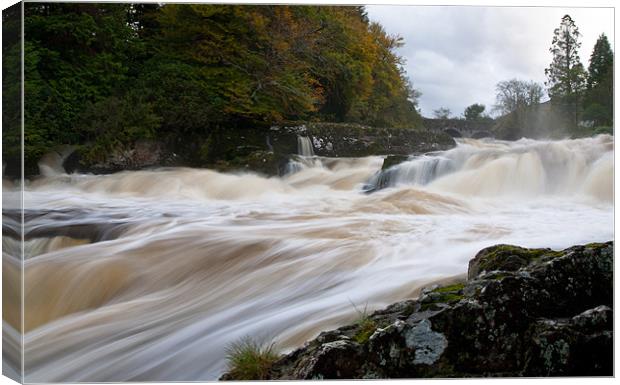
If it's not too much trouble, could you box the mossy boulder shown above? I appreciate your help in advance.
[467,244,562,280]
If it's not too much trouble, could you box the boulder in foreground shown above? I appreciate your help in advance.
[221,241,613,379]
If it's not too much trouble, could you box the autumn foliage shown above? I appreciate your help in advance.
[3,3,421,170]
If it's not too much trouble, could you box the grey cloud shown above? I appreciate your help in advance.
[367,5,614,118]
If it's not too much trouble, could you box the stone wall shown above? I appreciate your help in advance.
[60,123,455,177]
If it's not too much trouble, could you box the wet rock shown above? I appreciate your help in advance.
[220,241,613,379]
[467,244,558,280]
[361,154,410,193]
[404,319,448,365]
[382,155,410,170]
[523,305,613,376]
[269,339,364,379]
[87,139,169,174]
[471,130,493,139]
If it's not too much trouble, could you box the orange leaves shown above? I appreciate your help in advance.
[150,4,420,126]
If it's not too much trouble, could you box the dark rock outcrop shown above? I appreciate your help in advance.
[65,140,174,175]
[222,242,613,379]
[360,154,411,193]
[381,155,410,170]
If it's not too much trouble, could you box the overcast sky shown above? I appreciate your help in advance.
[366,6,614,118]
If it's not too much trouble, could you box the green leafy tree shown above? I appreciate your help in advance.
[583,34,613,126]
[582,103,608,126]
[151,5,340,123]
[2,3,22,173]
[494,79,543,115]
[464,104,485,121]
[23,3,139,171]
[544,14,587,125]
[308,6,375,122]
[493,79,544,139]
[587,34,613,90]
[16,4,423,173]
[77,91,161,163]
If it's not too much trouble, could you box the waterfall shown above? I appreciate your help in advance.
[37,145,76,177]
[365,135,613,200]
[297,135,315,156]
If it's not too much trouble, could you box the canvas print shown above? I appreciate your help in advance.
[1,1,614,382]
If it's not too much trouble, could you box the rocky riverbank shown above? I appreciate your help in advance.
[221,241,613,379]
[56,122,455,177]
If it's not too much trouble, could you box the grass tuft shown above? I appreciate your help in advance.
[354,318,377,344]
[350,300,377,344]
[225,337,279,380]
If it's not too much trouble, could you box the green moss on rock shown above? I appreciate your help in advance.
[468,244,563,280]
[420,283,465,310]
[431,283,465,294]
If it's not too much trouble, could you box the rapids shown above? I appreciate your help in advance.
[2,135,614,381]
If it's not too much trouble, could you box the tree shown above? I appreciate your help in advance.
[587,34,613,90]
[464,103,485,121]
[15,4,424,173]
[582,103,609,127]
[493,79,544,139]
[2,3,22,173]
[544,14,586,125]
[494,79,543,115]
[356,22,422,127]
[22,3,138,173]
[433,107,451,119]
[583,34,613,126]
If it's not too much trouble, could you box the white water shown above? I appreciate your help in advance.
[2,136,613,381]
[297,135,315,157]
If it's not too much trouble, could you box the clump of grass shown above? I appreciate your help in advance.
[350,300,377,344]
[355,318,377,344]
[225,337,279,380]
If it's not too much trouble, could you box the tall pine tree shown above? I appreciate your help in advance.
[587,34,613,90]
[583,34,613,126]
[544,14,586,126]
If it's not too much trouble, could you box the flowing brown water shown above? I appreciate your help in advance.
[2,136,613,381]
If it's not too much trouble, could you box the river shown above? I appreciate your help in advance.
[2,135,613,381]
